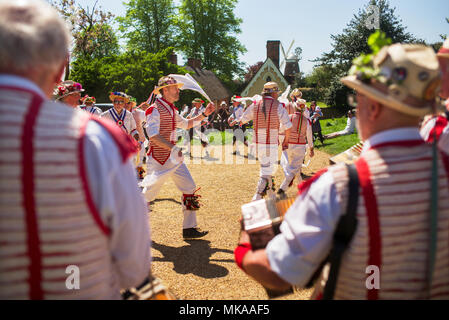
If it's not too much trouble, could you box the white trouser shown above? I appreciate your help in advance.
[280,144,307,191]
[140,156,197,229]
[252,144,279,201]
[135,140,148,167]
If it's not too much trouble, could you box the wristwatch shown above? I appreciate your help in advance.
[201,112,208,118]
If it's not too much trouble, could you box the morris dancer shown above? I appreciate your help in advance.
[80,95,101,116]
[278,98,314,198]
[100,91,138,141]
[53,80,84,107]
[186,98,210,158]
[141,76,215,239]
[0,0,150,299]
[228,95,248,155]
[235,43,449,300]
[125,95,147,179]
[239,82,292,201]
[420,38,449,152]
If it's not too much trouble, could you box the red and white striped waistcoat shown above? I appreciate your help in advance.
[147,98,176,165]
[313,141,449,299]
[0,86,137,299]
[253,98,280,145]
[288,112,308,145]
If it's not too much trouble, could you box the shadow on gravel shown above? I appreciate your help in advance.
[151,240,234,279]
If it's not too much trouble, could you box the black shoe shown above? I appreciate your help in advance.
[183,228,208,239]
[277,189,287,200]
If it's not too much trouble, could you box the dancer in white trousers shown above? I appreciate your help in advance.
[239,82,292,201]
[141,76,215,239]
[278,98,314,198]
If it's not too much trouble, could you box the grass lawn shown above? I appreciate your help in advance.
[179,115,360,156]
[314,117,360,156]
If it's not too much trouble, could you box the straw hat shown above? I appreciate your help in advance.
[437,38,449,59]
[109,91,129,103]
[290,88,303,99]
[53,81,84,101]
[261,82,280,94]
[153,76,184,95]
[81,95,96,105]
[295,98,307,110]
[192,98,204,104]
[231,95,242,102]
[341,43,441,117]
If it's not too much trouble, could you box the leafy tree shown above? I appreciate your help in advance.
[117,0,178,53]
[49,0,119,59]
[176,0,246,81]
[244,61,264,83]
[71,48,188,103]
[312,0,421,108]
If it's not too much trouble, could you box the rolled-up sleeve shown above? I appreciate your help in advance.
[145,108,160,138]
[265,171,341,287]
[239,104,254,124]
[278,104,292,130]
[175,113,190,130]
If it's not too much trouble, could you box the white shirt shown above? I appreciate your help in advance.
[100,107,137,136]
[240,97,293,130]
[230,105,244,122]
[187,105,205,119]
[266,127,422,287]
[344,116,356,133]
[145,99,190,138]
[0,74,151,291]
[79,105,102,116]
[133,108,146,127]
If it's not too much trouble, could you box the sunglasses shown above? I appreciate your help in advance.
[114,100,125,105]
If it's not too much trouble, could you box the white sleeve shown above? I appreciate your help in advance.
[175,112,190,130]
[239,104,255,123]
[439,125,449,155]
[307,120,313,147]
[84,121,151,289]
[129,112,137,134]
[278,104,293,129]
[265,171,342,287]
[145,108,160,138]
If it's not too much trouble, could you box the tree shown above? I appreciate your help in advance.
[49,0,119,59]
[117,0,177,53]
[313,0,421,108]
[70,48,188,103]
[176,0,246,81]
[244,61,264,83]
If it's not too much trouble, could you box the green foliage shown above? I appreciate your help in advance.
[117,0,177,53]
[311,0,420,108]
[349,31,392,82]
[176,0,247,80]
[70,48,188,103]
[49,0,119,59]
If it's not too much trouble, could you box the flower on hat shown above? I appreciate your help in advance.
[82,95,96,104]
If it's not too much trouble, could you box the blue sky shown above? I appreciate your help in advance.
[75,0,448,74]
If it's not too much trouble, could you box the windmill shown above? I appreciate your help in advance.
[280,40,295,72]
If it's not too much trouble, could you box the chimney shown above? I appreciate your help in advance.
[169,53,178,65]
[266,40,280,69]
[187,58,202,69]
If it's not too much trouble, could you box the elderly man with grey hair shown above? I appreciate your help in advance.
[0,0,151,299]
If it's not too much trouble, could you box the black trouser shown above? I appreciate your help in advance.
[190,126,208,147]
[232,124,248,145]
